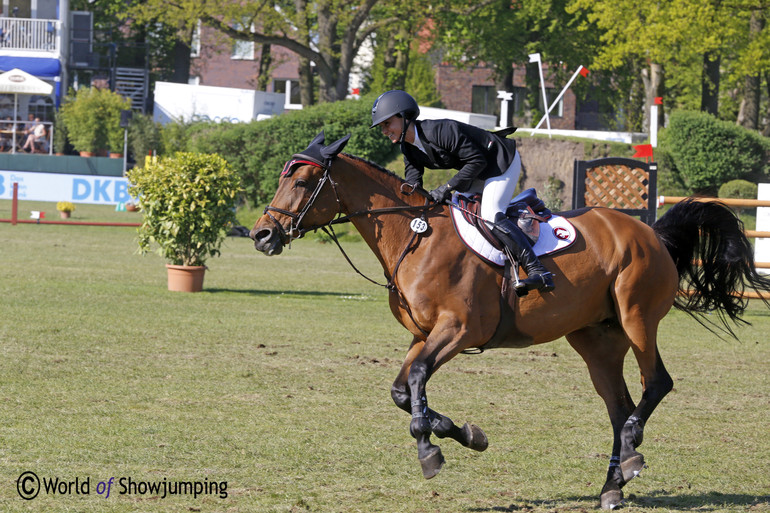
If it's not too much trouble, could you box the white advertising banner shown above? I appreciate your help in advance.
[756,183,770,275]
[0,170,132,205]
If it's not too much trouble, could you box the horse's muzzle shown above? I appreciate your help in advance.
[249,226,284,256]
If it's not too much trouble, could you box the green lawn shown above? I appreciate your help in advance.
[0,205,768,512]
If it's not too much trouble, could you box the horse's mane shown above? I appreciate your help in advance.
[339,153,408,185]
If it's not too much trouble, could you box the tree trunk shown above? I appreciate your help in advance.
[523,61,541,127]
[701,51,721,115]
[298,57,314,106]
[641,62,664,132]
[381,31,408,91]
[256,44,272,91]
[737,9,764,130]
[170,39,191,84]
[764,72,770,137]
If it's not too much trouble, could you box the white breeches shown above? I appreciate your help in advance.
[467,150,521,223]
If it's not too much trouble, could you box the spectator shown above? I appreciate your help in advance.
[22,117,47,153]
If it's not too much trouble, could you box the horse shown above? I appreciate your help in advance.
[249,132,770,509]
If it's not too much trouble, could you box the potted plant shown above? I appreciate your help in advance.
[56,201,75,219]
[127,152,242,292]
[59,87,131,156]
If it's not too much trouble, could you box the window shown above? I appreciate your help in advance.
[471,85,496,116]
[231,20,254,60]
[273,79,301,108]
[190,21,201,58]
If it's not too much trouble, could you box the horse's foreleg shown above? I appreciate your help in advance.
[403,322,482,479]
[405,359,444,479]
[392,339,488,457]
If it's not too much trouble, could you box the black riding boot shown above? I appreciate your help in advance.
[491,213,555,295]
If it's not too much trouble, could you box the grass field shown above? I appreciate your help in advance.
[1,202,769,512]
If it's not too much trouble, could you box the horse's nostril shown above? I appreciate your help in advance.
[251,228,271,241]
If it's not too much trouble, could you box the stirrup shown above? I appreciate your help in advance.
[514,272,554,296]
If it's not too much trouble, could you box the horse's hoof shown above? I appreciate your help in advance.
[462,423,488,452]
[419,447,445,479]
[620,453,646,482]
[600,488,623,510]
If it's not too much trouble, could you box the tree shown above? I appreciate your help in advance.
[568,0,770,128]
[130,0,394,104]
[430,0,600,126]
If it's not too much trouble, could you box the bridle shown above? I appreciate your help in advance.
[262,158,339,245]
[261,155,439,336]
[263,156,436,245]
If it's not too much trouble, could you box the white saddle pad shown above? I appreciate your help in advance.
[449,196,577,267]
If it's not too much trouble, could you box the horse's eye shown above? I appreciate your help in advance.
[295,179,308,189]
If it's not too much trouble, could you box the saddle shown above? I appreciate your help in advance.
[455,188,552,250]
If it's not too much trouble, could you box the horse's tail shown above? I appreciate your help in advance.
[653,198,770,336]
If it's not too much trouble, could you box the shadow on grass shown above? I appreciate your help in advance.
[467,491,769,512]
[204,288,370,299]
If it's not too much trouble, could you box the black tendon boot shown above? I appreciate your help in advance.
[491,213,555,295]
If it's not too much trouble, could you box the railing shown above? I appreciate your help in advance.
[0,17,60,53]
[658,195,770,299]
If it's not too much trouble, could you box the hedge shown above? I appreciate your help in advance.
[658,110,770,195]
[186,94,395,205]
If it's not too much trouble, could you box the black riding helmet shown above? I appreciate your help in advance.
[370,90,420,128]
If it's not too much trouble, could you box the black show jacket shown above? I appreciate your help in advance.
[402,119,518,193]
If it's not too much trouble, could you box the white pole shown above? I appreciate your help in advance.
[532,65,585,132]
[497,90,513,129]
[650,104,659,147]
[529,53,551,137]
[12,93,17,154]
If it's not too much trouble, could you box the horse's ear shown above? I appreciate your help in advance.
[309,131,325,147]
[321,133,351,160]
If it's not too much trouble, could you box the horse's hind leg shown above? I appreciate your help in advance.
[567,325,636,510]
[391,337,488,464]
[614,271,675,484]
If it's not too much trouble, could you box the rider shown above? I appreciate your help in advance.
[370,89,554,294]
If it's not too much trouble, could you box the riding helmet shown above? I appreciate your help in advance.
[370,90,420,128]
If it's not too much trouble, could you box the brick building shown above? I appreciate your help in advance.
[190,24,577,128]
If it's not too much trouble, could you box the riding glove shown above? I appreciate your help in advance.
[429,184,451,203]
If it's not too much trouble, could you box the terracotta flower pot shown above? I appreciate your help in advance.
[59,211,71,219]
[79,151,95,157]
[109,152,123,159]
[166,264,206,292]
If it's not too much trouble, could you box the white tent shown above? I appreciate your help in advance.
[0,68,53,153]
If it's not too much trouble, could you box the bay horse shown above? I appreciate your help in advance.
[249,133,770,509]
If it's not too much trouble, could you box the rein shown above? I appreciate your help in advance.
[263,160,439,337]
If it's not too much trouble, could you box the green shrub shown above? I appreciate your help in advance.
[188,94,394,205]
[128,113,162,168]
[658,110,770,195]
[159,118,195,156]
[718,179,758,199]
[60,87,132,154]
[127,152,242,266]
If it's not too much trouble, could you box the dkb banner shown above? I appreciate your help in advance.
[0,170,132,205]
